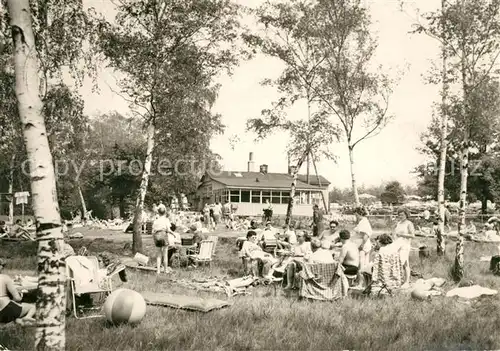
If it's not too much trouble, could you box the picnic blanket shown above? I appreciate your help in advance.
[298,262,348,301]
[141,291,230,312]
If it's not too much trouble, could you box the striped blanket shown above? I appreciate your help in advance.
[298,262,348,301]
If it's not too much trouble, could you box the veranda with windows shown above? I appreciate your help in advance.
[214,188,322,217]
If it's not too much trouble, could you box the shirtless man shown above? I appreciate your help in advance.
[337,230,360,276]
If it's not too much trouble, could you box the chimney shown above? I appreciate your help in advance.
[247,152,255,172]
[259,164,268,174]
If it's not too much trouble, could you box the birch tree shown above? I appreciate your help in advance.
[417,0,500,281]
[245,0,340,225]
[7,0,66,349]
[99,0,245,253]
[314,0,395,205]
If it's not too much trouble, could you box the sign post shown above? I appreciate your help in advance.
[14,192,30,223]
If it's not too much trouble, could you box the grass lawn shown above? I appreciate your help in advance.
[1,227,500,350]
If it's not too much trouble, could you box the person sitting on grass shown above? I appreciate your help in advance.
[337,230,360,276]
[241,230,277,278]
[307,238,334,264]
[0,259,35,325]
[152,206,174,274]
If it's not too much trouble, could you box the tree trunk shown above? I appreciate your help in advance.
[132,122,155,253]
[348,144,360,205]
[311,151,328,211]
[8,154,15,224]
[77,185,87,218]
[285,151,308,228]
[437,0,448,255]
[8,0,66,349]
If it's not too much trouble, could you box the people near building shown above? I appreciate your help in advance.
[0,259,36,325]
[263,200,273,222]
[307,238,334,264]
[312,204,324,237]
[223,200,232,228]
[213,201,222,226]
[202,203,210,230]
[353,207,373,277]
[393,208,415,289]
[337,230,359,276]
[152,206,174,274]
[208,203,216,231]
[319,220,340,249]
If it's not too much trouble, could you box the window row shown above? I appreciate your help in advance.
[214,189,322,205]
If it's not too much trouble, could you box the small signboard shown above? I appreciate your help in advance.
[14,191,30,205]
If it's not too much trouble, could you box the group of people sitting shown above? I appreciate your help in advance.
[238,206,419,290]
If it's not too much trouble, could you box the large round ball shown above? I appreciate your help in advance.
[103,289,146,325]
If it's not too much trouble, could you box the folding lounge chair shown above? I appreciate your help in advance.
[187,240,214,268]
[207,235,218,256]
[66,255,112,319]
[363,252,402,297]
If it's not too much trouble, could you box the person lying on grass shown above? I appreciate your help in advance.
[241,230,277,279]
[0,259,35,325]
[9,220,33,241]
[284,231,313,290]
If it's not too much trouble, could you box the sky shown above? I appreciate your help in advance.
[80,0,442,189]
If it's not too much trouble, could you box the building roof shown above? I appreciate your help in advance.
[199,171,330,190]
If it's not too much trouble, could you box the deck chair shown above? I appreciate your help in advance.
[364,252,402,297]
[262,231,278,254]
[207,235,218,256]
[187,240,214,267]
[66,255,112,319]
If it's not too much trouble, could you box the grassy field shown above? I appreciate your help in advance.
[1,227,500,350]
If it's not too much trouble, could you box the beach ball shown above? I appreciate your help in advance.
[103,289,146,325]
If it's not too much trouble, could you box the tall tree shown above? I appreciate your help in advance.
[314,0,395,205]
[245,0,340,225]
[98,0,245,253]
[7,0,65,349]
[417,0,500,280]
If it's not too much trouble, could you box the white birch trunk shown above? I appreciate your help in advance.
[8,154,15,224]
[7,0,66,349]
[285,152,308,228]
[437,0,448,255]
[348,144,360,205]
[132,122,155,253]
[77,185,87,218]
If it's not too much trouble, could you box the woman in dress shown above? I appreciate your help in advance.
[393,208,415,289]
